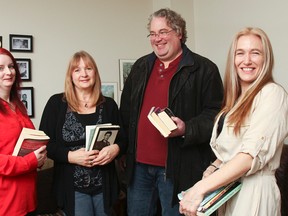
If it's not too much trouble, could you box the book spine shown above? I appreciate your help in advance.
[197,183,242,216]
[199,182,235,211]
[197,186,224,208]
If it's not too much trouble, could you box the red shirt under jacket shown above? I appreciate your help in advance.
[137,55,181,166]
[0,100,38,216]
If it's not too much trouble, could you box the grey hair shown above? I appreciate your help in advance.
[147,8,187,44]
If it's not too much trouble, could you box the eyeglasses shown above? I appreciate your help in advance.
[147,29,174,39]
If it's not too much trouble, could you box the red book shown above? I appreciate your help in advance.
[12,128,49,156]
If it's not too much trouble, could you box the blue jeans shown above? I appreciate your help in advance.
[127,163,180,216]
[74,191,109,216]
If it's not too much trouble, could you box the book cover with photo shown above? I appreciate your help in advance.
[85,124,119,151]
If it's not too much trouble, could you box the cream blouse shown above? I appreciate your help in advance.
[210,83,288,216]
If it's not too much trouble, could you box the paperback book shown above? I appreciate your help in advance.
[157,107,177,131]
[178,181,242,216]
[147,106,177,137]
[13,128,50,156]
[85,123,120,151]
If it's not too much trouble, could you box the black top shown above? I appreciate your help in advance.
[66,109,102,195]
[39,94,126,216]
[120,44,224,205]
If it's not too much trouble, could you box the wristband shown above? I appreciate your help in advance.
[209,163,218,169]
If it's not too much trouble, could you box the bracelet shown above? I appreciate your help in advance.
[209,163,218,169]
[209,164,219,172]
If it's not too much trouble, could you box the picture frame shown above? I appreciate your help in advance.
[9,34,33,52]
[19,87,34,118]
[0,36,2,48]
[16,58,31,81]
[119,59,135,90]
[101,82,118,103]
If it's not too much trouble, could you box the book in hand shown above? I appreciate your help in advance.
[85,123,120,151]
[157,107,177,131]
[178,181,242,216]
[12,128,50,156]
[147,106,177,137]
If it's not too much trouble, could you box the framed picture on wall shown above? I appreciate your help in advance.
[19,87,34,117]
[101,82,118,104]
[16,58,31,81]
[0,36,2,48]
[119,59,135,90]
[9,34,33,52]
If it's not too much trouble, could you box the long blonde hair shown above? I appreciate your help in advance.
[64,51,104,111]
[221,27,274,135]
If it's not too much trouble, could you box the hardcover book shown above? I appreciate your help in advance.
[85,123,120,151]
[13,128,50,156]
[178,181,242,216]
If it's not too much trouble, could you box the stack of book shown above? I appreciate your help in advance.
[178,181,242,216]
[147,107,177,137]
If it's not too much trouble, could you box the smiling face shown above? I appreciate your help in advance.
[149,17,182,65]
[72,58,96,92]
[0,54,16,93]
[234,34,264,92]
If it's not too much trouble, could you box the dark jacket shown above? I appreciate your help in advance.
[120,44,224,205]
[39,94,123,216]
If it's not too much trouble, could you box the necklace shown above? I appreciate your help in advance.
[79,99,90,109]
[79,95,92,109]
[82,101,93,109]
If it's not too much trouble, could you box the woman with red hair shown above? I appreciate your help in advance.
[0,48,47,216]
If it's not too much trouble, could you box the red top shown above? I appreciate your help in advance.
[137,55,181,166]
[0,99,38,215]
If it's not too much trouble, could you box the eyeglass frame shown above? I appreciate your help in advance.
[147,29,174,39]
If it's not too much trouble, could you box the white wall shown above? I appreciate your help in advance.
[193,0,288,90]
[1,0,194,128]
[1,1,287,145]
[1,0,154,127]
[193,0,288,144]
